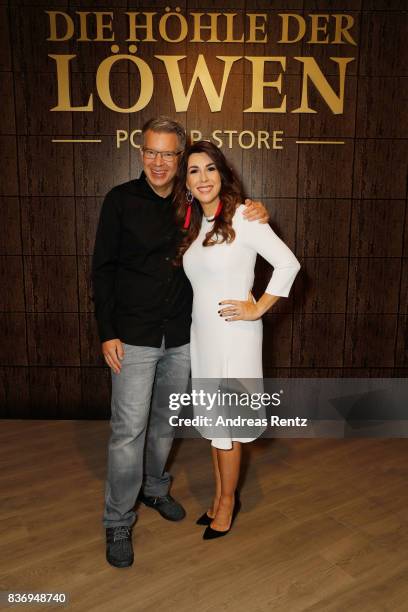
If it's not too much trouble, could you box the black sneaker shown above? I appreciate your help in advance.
[106,526,134,568]
[139,493,186,521]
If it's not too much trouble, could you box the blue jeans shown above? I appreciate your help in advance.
[103,339,191,528]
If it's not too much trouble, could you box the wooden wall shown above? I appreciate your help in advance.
[0,1,407,417]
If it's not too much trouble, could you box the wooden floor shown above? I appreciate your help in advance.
[1,421,407,612]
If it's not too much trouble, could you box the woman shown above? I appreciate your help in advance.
[173,141,300,540]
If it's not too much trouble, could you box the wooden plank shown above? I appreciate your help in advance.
[0,367,30,417]
[0,426,407,611]
[292,313,345,367]
[11,6,71,73]
[0,256,25,311]
[1,73,16,134]
[344,314,397,367]
[0,136,18,196]
[298,139,354,199]
[0,313,28,366]
[26,313,80,366]
[347,258,401,313]
[297,199,351,258]
[293,258,349,313]
[79,314,106,366]
[350,199,405,258]
[359,11,408,76]
[72,72,130,136]
[396,315,408,367]
[0,7,11,70]
[263,313,293,368]
[18,136,74,197]
[353,140,407,199]
[75,196,104,256]
[0,197,21,255]
[299,76,357,138]
[242,137,298,199]
[299,11,360,77]
[24,255,78,312]
[29,367,82,418]
[74,135,129,197]
[356,77,408,139]
[21,197,76,255]
[14,71,72,135]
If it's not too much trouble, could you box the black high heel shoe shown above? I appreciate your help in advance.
[202,491,241,540]
[196,512,213,526]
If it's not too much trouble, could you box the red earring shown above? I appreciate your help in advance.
[183,190,194,229]
[214,200,223,218]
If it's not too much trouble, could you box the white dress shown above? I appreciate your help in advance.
[183,204,300,449]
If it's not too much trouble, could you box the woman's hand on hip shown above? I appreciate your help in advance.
[218,292,261,322]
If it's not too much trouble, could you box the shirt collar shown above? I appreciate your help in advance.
[139,171,173,202]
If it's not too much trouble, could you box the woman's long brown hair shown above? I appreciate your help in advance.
[173,140,244,266]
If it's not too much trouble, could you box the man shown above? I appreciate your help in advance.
[92,117,268,568]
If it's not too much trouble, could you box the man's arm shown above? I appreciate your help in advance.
[92,188,124,373]
[242,198,270,223]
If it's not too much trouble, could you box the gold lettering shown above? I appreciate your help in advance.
[247,14,267,43]
[238,130,255,149]
[333,14,357,45]
[95,12,114,42]
[159,10,188,43]
[292,56,354,114]
[225,13,244,43]
[130,129,142,147]
[212,130,222,147]
[224,130,237,148]
[156,54,241,112]
[46,11,74,42]
[49,54,93,111]
[308,14,329,44]
[191,13,222,43]
[76,12,91,41]
[126,12,157,42]
[190,130,203,142]
[279,14,306,44]
[116,130,128,148]
[97,54,153,112]
[272,131,284,149]
[244,57,286,113]
[258,131,270,149]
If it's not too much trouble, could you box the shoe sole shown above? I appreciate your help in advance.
[156,509,186,521]
[196,516,213,526]
[140,501,186,521]
[107,556,134,568]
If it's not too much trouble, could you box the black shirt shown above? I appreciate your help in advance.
[91,173,192,348]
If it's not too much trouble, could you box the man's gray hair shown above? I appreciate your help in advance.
[142,116,186,150]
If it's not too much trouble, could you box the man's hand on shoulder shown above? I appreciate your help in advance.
[243,198,270,224]
[102,339,124,374]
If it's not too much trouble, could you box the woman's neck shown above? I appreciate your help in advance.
[201,200,219,219]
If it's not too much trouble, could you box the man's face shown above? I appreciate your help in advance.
[141,130,181,196]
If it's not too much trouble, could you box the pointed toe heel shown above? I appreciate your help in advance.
[196,512,213,526]
[202,492,241,540]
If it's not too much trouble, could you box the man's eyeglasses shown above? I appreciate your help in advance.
[142,148,182,163]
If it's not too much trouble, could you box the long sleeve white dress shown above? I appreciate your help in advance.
[183,204,300,449]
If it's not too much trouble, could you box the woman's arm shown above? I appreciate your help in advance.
[219,209,301,321]
[219,291,279,322]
